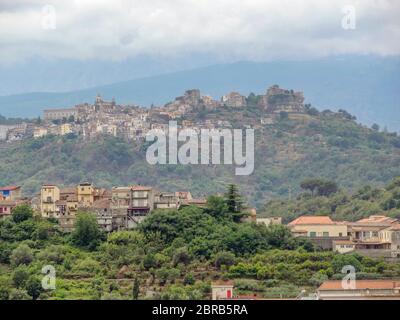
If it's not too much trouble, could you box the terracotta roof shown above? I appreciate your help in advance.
[289,216,334,226]
[319,280,400,291]
[131,186,152,191]
[60,187,76,195]
[357,215,397,224]
[0,200,19,206]
[66,195,78,202]
[388,224,400,231]
[92,199,111,209]
[0,186,20,191]
[188,198,207,205]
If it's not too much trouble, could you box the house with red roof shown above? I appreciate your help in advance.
[0,185,21,201]
[317,280,400,300]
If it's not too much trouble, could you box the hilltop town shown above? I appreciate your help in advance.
[0,85,310,143]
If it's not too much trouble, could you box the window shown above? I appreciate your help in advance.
[323,232,329,237]
[339,233,343,237]
[309,232,316,237]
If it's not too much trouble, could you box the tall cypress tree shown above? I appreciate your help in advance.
[224,184,247,222]
[132,277,140,300]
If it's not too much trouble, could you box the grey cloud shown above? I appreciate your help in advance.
[0,0,399,64]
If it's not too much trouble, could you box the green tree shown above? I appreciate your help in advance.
[183,272,195,285]
[300,179,338,197]
[9,289,30,300]
[300,179,323,196]
[224,184,246,222]
[0,276,11,300]
[71,212,103,250]
[265,224,296,249]
[132,277,140,300]
[12,205,33,223]
[10,244,33,266]
[205,195,228,219]
[214,251,236,269]
[172,247,191,266]
[317,181,338,197]
[26,276,43,300]
[332,254,363,274]
[12,266,29,288]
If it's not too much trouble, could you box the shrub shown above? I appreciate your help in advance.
[10,244,33,267]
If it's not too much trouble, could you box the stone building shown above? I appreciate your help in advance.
[222,92,247,108]
[43,108,78,121]
[259,85,305,114]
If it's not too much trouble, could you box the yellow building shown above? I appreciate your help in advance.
[257,217,282,226]
[288,216,348,238]
[40,185,60,218]
[77,182,94,207]
[60,123,72,135]
[33,127,48,138]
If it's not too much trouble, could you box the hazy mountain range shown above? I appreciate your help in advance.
[0,55,399,131]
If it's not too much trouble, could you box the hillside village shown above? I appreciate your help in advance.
[0,85,314,143]
[2,182,400,263]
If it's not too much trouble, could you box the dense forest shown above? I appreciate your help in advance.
[1,106,400,208]
[2,184,400,300]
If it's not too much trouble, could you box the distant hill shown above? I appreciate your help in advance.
[0,56,399,131]
[1,106,400,209]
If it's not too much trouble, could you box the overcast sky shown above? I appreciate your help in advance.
[0,0,399,65]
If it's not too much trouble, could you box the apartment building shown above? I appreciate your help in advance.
[77,182,94,207]
[40,185,60,218]
[111,186,155,229]
[154,192,180,209]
